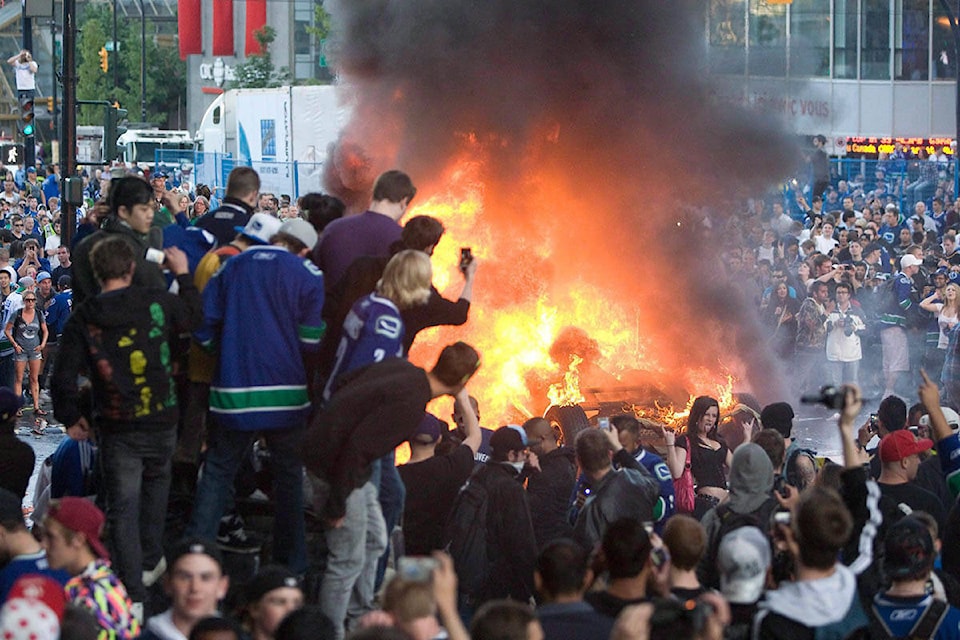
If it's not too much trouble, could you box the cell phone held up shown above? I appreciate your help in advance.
[459,247,473,273]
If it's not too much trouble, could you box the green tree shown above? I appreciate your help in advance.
[229,26,290,89]
[76,4,186,126]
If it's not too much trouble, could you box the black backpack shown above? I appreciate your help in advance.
[701,499,778,589]
[443,467,491,597]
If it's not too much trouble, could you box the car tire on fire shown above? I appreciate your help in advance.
[544,404,591,446]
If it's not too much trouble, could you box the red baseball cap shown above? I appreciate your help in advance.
[879,430,933,463]
[46,497,110,560]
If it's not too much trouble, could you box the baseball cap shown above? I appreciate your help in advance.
[919,407,960,431]
[46,497,110,560]
[0,487,24,524]
[151,170,168,179]
[410,413,444,444]
[235,213,282,245]
[25,167,35,174]
[717,526,771,604]
[18,276,33,289]
[168,538,224,573]
[0,575,65,640]
[490,426,527,457]
[245,565,301,603]
[0,387,23,423]
[35,271,50,283]
[760,402,794,439]
[879,429,933,463]
[279,218,318,250]
[883,517,934,579]
[900,254,923,270]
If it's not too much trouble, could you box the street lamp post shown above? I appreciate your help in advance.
[939,0,960,195]
[139,0,146,121]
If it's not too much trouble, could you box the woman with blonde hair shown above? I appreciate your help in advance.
[324,249,432,399]
[921,279,960,380]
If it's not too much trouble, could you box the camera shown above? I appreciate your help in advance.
[869,413,879,432]
[397,556,437,582]
[800,385,846,410]
[459,247,473,273]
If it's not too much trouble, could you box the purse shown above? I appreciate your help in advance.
[673,437,696,514]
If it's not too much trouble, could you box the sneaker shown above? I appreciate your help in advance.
[216,515,262,554]
[142,556,166,588]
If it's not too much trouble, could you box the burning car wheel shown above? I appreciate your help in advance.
[544,404,591,446]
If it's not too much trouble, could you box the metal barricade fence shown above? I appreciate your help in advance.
[163,152,325,202]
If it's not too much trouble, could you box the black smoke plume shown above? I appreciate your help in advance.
[323,0,800,406]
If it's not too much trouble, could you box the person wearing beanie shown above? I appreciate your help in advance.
[240,565,304,640]
[697,443,779,590]
[0,574,66,640]
[41,497,139,639]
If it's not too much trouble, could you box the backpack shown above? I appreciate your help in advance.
[701,499,778,589]
[443,468,491,597]
[867,599,947,640]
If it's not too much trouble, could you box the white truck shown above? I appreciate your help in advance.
[117,129,194,171]
[194,85,349,197]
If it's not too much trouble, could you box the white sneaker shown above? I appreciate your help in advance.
[142,556,166,588]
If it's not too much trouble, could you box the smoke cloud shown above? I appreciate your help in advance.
[323,0,801,412]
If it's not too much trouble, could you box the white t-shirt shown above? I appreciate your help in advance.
[13,61,36,91]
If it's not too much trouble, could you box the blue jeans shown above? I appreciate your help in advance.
[99,426,176,602]
[370,451,405,590]
[187,420,307,573]
[321,481,387,640]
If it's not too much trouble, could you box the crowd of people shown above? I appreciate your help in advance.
[0,150,958,640]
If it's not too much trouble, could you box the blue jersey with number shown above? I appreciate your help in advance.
[324,293,404,401]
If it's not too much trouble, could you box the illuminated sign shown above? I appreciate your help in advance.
[844,136,955,158]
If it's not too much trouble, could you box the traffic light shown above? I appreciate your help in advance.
[98,47,108,73]
[44,96,53,112]
[103,105,127,162]
[19,94,34,137]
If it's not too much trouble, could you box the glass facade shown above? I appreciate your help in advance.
[708,0,952,82]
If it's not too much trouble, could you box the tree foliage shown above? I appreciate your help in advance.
[76,4,186,127]
[229,26,290,89]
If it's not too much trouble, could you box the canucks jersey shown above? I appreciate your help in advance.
[324,293,404,401]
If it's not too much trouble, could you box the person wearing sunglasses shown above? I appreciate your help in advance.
[4,291,46,416]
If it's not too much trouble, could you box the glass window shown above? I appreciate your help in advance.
[789,0,830,76]
[933,1,957,79]
[895,0,929,80]
[834,0,858,78]
[862,0,891,79]
[294,1,312,56]
[708,0,746,74]
[748,0,787,76]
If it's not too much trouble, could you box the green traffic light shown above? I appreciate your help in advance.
[22,123,33,136]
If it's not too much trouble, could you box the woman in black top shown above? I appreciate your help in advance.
[663,396,732,509]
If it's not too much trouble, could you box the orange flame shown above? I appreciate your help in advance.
[546,355,585,407]
[407,160,743,426]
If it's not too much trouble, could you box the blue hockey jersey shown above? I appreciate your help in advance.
[323,293,404,401]
[196,245,326,431]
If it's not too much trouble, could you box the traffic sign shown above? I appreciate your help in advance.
[0,144,24,165]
